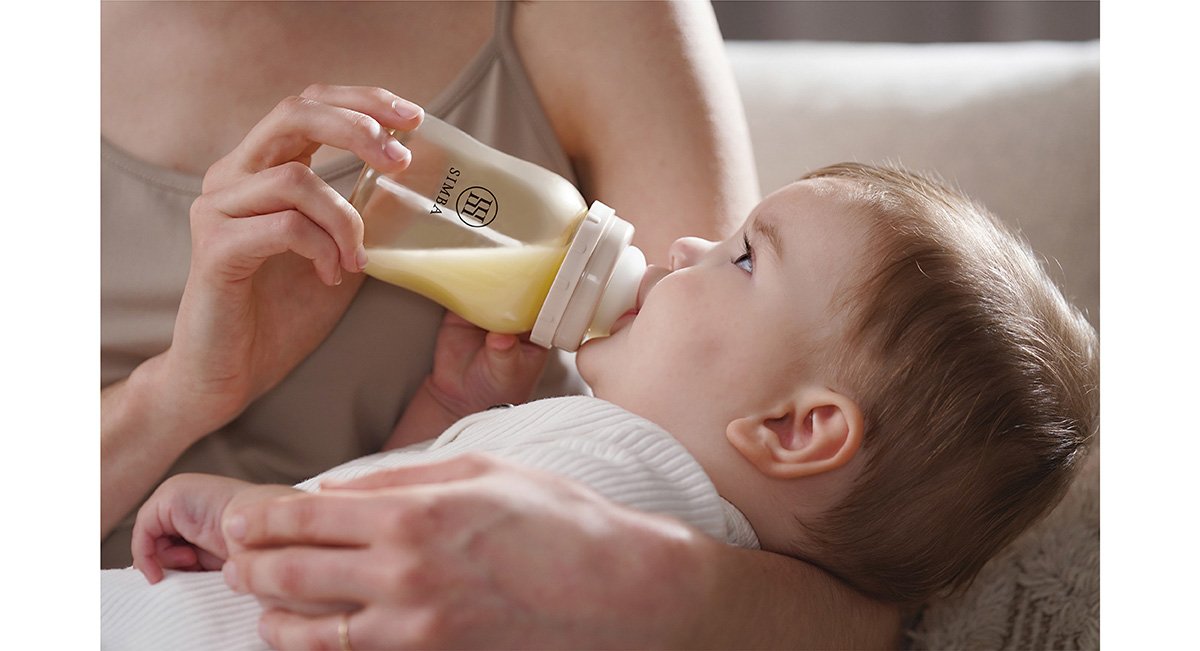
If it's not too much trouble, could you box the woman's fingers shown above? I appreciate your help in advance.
[213,85,423,186]
[225,546,390,604]
[206,209,344,287]
[301,83,424,126]
[321,454,496,491]
[256,608,340,651]
[203,162,367,275]
[223,491,391,548]
[258,608,396,651]
[193,86,424,277]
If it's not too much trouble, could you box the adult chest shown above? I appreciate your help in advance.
[101,2,494,176]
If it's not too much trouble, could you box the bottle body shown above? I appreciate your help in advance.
[350,115,643,350]
[365,245,566,334]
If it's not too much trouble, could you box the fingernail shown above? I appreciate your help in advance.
[226,515,246,542]
[393,99,423,121]
[223,560,241,592]
[384,138,410,163]
[356,244,369,271]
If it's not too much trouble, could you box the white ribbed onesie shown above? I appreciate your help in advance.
[101,397,759,650]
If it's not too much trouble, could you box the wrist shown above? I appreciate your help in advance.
[123,353,213,446]
[101,356,218,537]
[658,525,724,649]
[598,506,720,649]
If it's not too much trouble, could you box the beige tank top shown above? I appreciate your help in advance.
[101,1,588,567]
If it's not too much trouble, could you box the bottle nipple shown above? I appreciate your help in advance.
[587,245,646,338]
[530,201,642,351]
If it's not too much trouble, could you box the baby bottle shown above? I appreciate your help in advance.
[348,115,645,352]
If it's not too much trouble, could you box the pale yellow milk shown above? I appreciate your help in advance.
[365,245,568,334]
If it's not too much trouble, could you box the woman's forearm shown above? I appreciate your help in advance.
[687,539,903,650]
[517,0,760,266]
[101,355,207,538]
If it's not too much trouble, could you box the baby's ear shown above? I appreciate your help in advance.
[726,387,863,479]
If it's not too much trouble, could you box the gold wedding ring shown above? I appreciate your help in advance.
[338,612,353,651]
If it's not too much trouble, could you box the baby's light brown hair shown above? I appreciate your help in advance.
[794,163,1098,604]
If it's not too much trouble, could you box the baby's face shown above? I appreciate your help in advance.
[578,179,870,462]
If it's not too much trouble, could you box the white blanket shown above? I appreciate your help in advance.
[102,397,757,650]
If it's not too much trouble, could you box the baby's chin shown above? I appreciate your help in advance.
[574,336,611,397]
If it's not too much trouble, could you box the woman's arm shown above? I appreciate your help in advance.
[516,0,760,265]
[223,455,901,650]
[101,358,207,537]
[692,542,903,649]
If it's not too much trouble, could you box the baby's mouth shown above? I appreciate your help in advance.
[636,265,670,306]
[611,305,639,334]
[611,265,667,333]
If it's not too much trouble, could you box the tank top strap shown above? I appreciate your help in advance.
[492,0,517,51]
[482,0,578,185]
[424,3,505,118]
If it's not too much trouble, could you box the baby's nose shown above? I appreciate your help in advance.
[668,237,716,271]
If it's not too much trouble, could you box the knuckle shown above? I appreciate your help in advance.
[382,560,418,594]
[188,193,212,221]
[409,607,451,645]
[349,113,383,144]
[300,625,328,651]
[272,210,308,239]
[382,505,418,541]
[287,496,319,538]
[273,160,316,187]
[301,82,329,99]
[256,614,281,649]
[367,86,395,105]
[200,156,233,193]
[276,94,309,116]
[264,614,307,651]
[274,556,306,596]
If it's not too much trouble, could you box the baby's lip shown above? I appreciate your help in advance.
[634,264,670,312]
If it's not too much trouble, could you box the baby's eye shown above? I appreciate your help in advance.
[732,233,754,273]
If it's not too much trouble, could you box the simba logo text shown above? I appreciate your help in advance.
[429,167,462,215]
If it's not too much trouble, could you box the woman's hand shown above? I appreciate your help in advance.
[103,86,425,537]
[151,85,424,439]
[385,313,550,449]
[221,455,711,650]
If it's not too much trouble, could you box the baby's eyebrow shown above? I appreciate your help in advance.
[751,216,784,260]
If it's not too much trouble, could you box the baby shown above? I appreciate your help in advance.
[102,162,1098,646]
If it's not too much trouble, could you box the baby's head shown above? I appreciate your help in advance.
[577,162,1098,604]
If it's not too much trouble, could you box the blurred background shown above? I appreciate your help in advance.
[712,0,1099,42]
